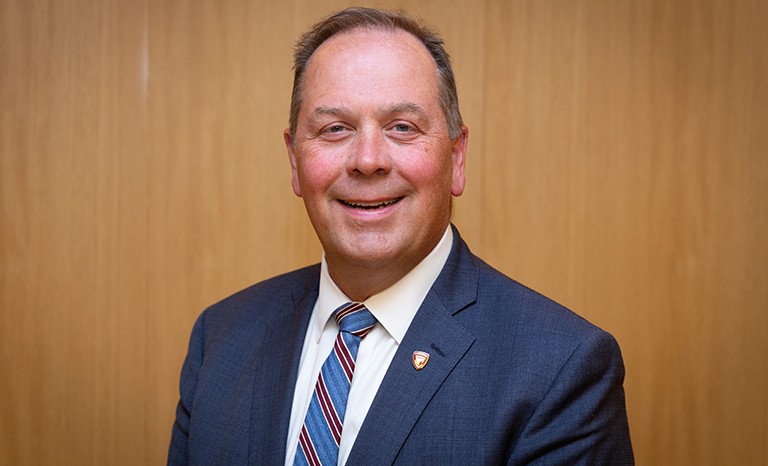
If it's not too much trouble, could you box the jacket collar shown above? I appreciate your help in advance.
[347,225,479,464]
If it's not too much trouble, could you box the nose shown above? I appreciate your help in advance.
[347,128,392,176]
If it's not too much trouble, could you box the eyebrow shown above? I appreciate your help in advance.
[311,105,353,118]
[309,102,428,120]
[380,102,427,118]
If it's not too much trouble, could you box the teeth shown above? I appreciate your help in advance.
[342,198,400,209]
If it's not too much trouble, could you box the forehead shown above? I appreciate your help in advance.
[301,28,440,108]
[310,27,434,65]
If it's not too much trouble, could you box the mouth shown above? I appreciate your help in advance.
[339,197,403,210]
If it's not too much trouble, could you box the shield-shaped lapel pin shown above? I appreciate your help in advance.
[412,351,430,370]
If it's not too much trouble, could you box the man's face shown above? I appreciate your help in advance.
[285,28,467,290]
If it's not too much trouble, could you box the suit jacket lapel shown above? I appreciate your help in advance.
[248,267,319,464]
[347,228,479,464]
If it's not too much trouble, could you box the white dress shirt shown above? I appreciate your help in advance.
[284,226,454,465]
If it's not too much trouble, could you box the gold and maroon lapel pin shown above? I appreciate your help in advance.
[412,351,430,370]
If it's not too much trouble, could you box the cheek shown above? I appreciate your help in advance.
[400,163,451,204]
[409,152,454,190]
[296,150,340,195]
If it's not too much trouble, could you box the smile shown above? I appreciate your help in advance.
[339,197,403,210]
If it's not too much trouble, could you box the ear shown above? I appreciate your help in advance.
[450,125,468,197]
[284,129,302,197]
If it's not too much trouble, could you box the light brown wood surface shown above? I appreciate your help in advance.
[2,0,766,464]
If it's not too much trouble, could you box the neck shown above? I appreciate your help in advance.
[327,254,424,302]
[325,224,453,301]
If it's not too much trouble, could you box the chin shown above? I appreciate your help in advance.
[342,247,397,268]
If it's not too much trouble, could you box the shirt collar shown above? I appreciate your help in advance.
[314,226,454,344]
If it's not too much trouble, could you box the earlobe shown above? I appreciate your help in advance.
[451,126,468,196]
[284,130,303,197]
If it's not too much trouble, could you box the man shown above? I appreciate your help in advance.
[168,7,633,465]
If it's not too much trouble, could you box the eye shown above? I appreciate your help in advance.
[319,123,352,141]
[325,124,347,133]
[386,121,420,141]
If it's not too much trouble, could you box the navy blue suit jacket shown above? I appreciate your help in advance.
[169,227,633,464]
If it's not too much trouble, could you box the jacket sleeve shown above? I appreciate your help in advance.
[167,312,206,466]
[508,329,634,465]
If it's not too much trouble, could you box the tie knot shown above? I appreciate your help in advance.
[334,302,377,337]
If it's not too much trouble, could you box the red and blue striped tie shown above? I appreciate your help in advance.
[294,302,377,466]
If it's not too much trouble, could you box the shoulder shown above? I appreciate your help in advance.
[192,264,320,344]
[475,257,598,336]
[443,230,611,349]
[459,253,623,380]
[207,264,319,314]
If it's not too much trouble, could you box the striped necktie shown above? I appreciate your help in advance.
[294,302,377,466]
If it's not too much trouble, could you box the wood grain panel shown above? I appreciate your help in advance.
[1,0,766,464]
[0,0,149,463]
[482,1,767,464]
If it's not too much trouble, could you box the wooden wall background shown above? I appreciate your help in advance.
[1,0,766,464]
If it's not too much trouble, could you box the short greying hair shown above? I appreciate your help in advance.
[288,7,464,140]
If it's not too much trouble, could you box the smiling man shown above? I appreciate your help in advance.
[169,7,633,466]
[285,25,467,303]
